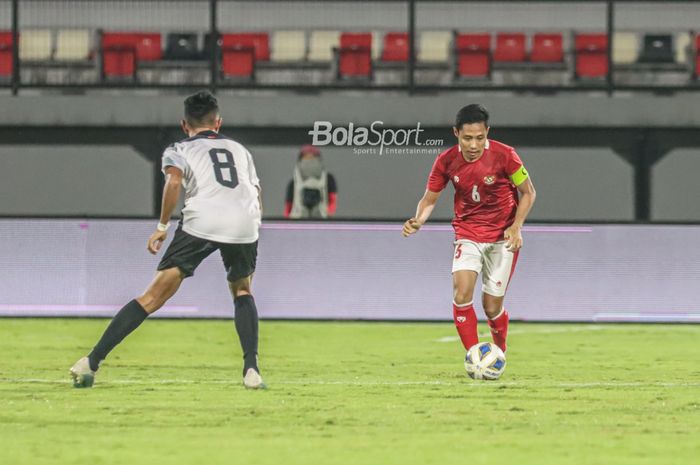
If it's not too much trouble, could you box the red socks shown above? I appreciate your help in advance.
[453,303,510,353]
[453,302,479,351]
[487,308,509,353]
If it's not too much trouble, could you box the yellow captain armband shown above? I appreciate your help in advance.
[509,166,529,186]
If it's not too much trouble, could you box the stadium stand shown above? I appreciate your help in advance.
[2,22,699,88]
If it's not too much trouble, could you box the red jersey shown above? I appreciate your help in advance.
[427,140,527,242]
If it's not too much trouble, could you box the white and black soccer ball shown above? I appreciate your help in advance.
[464,342,506,380]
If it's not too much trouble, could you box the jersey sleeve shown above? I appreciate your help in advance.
[246,149,261,188]
[161,144,187,174]
[506,148,529,187]
[426,154,449,192]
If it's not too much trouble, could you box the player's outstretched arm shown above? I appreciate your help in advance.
[147,166,183,255]
[504,177,536,251]
[402,190,441,237]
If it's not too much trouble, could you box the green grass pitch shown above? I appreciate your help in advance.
[1,318,699,465]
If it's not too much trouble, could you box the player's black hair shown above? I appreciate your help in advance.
[184,90,219,126]
[454,104,489,130]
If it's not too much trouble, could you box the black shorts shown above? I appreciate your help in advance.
[157,227,257,282]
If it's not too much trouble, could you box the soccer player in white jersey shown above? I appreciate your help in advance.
[70,91,265,389]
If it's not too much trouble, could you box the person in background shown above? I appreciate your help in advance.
[284,145,337,219]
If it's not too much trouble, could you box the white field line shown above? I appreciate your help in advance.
[1,378,699,388]
[435,325,659,343]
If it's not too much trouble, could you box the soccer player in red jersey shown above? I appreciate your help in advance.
[402,104,536,354]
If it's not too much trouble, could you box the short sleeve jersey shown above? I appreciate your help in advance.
[427,139,529,242]
[162,130,261,244]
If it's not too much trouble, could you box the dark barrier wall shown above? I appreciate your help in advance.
[1,219,698,322]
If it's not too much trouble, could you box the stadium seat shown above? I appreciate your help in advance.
[271,30,306,62]
[337,32,372,79]
[164,33,199,60]
[454,33,491,78]
[638,34,674,64]
[574,33,608,79]
[675,32,691,65]
[0,31,13,77]
[19,29,52,61]
[531,33,563,63]
[101,32,162,79]
[133,33,161,61]
[220,33,270,62]
[417,31,450,63]
[381,32,409,62]
[308,30,339,62]
[55,29,90,61]
[494,33,526,63]
[694,35,700,79]
[612,32,638,65]
[371,32,382,61]
[201,33,220,60]
[221,45,255,78]
[220,33,269,80]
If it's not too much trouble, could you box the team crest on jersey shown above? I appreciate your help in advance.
[453,176,460,183]
[483,175,496,185]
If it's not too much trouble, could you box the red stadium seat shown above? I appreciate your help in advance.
[454,33,491,78]
[575,33,608,78]
[381,32,409,62]
[221,45,255,79]
[101,32,162,79]
[0,31,14,77]
[220,33,269,80]
[494,33,526,62]
[531,33,563,63]
[221,33,270,61]
[338,32,372,79]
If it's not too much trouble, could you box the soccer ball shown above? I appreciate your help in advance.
[464,342,506,380]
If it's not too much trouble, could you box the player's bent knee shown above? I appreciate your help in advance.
[482,294,505,319]
[453,291,474,306]
[228,275,253,297]
[136,293,166,314]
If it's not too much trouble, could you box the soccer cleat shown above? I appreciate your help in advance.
[243,367,266,390]
[70,356,96,388]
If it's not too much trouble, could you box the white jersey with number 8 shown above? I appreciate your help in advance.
[161,131,261,244]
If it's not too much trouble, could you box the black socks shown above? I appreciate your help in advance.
[234,294,259,376]
[87,299,148,371]
[86,296,257,377]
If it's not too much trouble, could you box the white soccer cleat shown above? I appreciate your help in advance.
[243,368,266,390]
[70,356,95,388]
